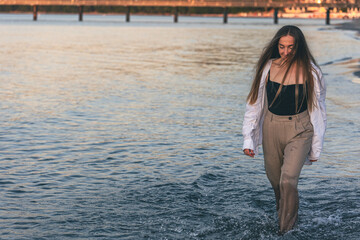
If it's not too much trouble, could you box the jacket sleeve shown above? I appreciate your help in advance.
[308,67,327,161]
[242,61,270,153]
[242,101,259,151]
[242,86,265,152]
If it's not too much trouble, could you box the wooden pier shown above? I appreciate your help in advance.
[0,0,359,24]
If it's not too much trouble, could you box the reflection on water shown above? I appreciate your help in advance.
[0,15,359,239]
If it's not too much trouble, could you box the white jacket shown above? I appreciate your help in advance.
[242,59,326,162]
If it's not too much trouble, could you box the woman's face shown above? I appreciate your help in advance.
[278,35,295,61]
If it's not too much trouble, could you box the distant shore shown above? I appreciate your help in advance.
[1,10,360,20]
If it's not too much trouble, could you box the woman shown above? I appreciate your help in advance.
[242,25,326,234]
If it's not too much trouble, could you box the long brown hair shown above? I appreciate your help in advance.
[247,25,320,112]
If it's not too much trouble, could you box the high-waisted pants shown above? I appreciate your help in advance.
[262,109,314,233]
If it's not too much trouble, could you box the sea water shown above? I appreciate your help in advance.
[0,14,359,239]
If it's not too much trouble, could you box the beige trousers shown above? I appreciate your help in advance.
[262,109,314,233]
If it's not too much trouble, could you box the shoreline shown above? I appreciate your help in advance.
[334,18,360,35]
[333,19,360,81]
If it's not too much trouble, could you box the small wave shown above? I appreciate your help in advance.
[326,96,360,108]
[352,78,360,84]
[337,57,353,62]
[321,61,334,66]
[312,214,342,226]
[320,57,354,66]
[0,180,14,185]
[109,149,127,154]
[353,71,360,78]
[191,172,226,190]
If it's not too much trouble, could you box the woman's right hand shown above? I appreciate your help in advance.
[243,149,255,158]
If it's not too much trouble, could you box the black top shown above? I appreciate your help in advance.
[266,73,307,116]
